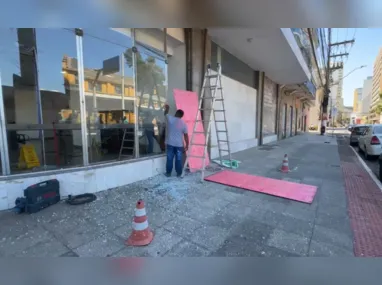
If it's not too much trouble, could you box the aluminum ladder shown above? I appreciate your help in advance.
[118,128,135,160]
[181,63,232,181]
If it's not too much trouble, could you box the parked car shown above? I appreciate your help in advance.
[358,124,382,160]
[349,125,371,146]
[348,125,354,132]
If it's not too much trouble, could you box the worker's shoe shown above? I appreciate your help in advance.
[177,173,182,178]
[165,173,171,177]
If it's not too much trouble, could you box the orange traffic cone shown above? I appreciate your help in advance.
[280,154,290,173]
[126,200,154,247]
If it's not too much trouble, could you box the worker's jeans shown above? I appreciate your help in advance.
[166,145,184,175]
[145,129,155,154]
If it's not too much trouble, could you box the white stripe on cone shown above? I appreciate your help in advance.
[133,220,149,231]
[135,208,147,217]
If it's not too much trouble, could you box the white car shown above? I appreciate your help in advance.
[358,124,382,159]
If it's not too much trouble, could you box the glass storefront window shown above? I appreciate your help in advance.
[82,28,137,164]
[0,28,81,174]
[134,42,168,157]
[0,28,174,176]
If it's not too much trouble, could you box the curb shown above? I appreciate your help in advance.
[349,146,382,192]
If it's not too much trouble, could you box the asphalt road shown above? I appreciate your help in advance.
[333,128,380,180]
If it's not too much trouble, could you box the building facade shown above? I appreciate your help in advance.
[360,76,373,123]
[0,28,323,210]
[353,88,363,114]
[329,67,344,124]
[370,48,382,123]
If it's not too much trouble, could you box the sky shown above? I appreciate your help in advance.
[339,28,382,107]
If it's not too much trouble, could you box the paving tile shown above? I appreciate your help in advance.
[73,233,125,257]
[315,211,352,235]
[309,240,354,257]
[260,210,286,228]
[266,229,309,256]
[312,225,354,250]
[88,210,132,231]
[146,207,176,228]
[276,214,314,239]
[13,239,69,257]
[174,202,218,223]
[189,224,230,251]
[217,190,245,203]
[165,240,210,257]
[258,245,301,257]
[29,202,86,223]
[59,222,106,249]
[210,234,263,257]
[0,225,54,256]
[231,219,274,244]
[114,223,133,240]
[283,202,317,222]
[317,203,348,218]
[60,251,79,257]
[163,215,203,238]
[112,229,182,257]
[206,203,252,230]
[302,177,323,187]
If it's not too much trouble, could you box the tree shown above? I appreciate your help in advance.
[374,93,382,115]
[124,48,166,97]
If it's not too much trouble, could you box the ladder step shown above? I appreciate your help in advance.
[206,75,218,78]
[217,130,227,133]
[203,97,223,101]
[218,140,229,142]
[188,155,206,159]
[215,120,227,122]
[204,85,222,89]
[191,143,207,146]
[199,108,224,111]
[219,149,230,152]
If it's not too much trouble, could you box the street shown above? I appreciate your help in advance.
[327,127,380,181]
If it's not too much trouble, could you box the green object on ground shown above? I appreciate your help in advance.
[213,159,240,169]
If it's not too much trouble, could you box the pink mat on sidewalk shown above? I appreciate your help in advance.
[205,170,317,204]
[173,89,210,171]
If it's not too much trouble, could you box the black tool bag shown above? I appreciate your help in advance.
[23,179,60,214]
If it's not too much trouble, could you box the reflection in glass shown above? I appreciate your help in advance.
[126,42,168,156]
[0,28,81,174]
[82,28,137,164]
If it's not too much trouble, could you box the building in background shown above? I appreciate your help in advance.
[353,87,363,116]
[342,106,353,125]
[370,48,382,123]
[329,66,344,125]
[360,76,373,123]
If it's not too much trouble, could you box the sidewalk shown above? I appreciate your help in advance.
[0,133,355,257]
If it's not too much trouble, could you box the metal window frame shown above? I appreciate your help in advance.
[0,72,10,175]
[76,29,89,166]
[131,29,139,159]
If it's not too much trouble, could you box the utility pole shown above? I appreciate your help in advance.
[321,28,331,135]
[321,30,355,134]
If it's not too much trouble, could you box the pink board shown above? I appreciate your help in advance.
[173,89,210,171]
[205,170,317,204]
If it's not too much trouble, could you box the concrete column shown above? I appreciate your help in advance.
[256,72,265,145]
